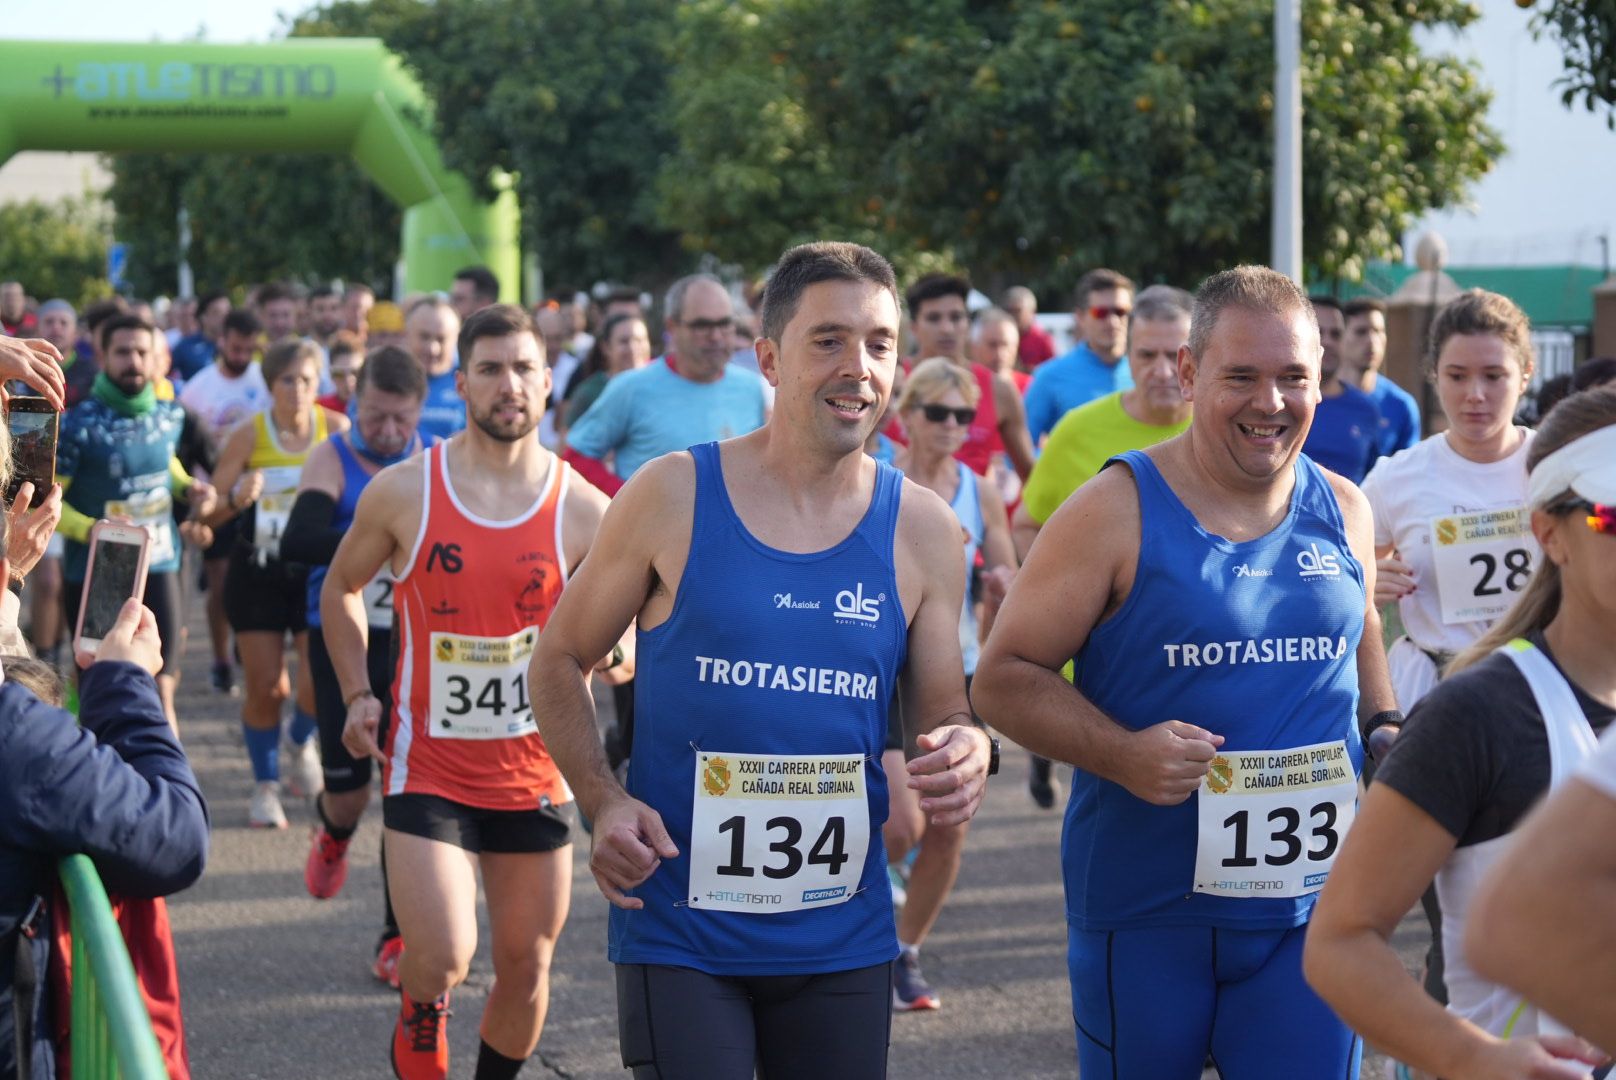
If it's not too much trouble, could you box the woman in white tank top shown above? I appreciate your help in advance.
[1360,291,1537,714]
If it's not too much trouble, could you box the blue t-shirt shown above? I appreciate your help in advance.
[57,399,188,580]
[1067,450,1364,931]
[1366,376,1421,458]
[566,358,768,480]
[417,367,466,442]
[170,334,216,382]
[1023,341,1134,445]
[610,442,905,975]
[1303,382,1382,484]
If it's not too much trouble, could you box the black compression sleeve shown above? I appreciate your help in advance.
[280,490,343,566]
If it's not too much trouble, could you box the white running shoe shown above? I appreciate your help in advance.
[248,781,289,829]
[285,738,324,799]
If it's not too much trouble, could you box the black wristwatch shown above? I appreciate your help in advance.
[986,735,1001,777]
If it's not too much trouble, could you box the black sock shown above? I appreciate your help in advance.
[380,839,399,935]
[474,1039,525,1080]
[315,794,358,842]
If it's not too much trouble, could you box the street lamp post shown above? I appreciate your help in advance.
[1273,0,1302,283]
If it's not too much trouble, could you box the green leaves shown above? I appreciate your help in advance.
[1528,0,1616,128]
[0,195,113,308]
[102,0,1506,299]
[103,152,401,299]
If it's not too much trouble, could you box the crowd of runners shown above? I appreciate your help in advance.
[1,240,1614,1080]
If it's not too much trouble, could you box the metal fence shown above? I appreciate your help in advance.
[56,855,166,1080]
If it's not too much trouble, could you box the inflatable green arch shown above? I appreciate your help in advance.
[0,38,519,299]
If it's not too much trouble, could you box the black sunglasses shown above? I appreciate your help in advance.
[920,404,977,425]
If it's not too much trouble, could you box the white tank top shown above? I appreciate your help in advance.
[1434,638,1597,1040]
[1361,431,1536,656]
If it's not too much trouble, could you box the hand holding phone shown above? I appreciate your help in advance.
[4,480,63,580]
[0,338,65,411]
[75,597,162,675]
[74,521,153,664]
[6,397,59,510]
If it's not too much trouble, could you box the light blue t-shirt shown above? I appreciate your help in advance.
[565,358,768,480]
[1366,376,1421,457]
[418,367,466,442]
[1023,341,1134,444]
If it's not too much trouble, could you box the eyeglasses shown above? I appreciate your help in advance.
[682,317,734,335]
[920,404,977,426]
[1570,500,1616,535]
[1088,305,1132,321]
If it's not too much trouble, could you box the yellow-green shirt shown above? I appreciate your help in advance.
[1021,391,1191,524]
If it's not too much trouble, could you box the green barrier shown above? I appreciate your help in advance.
[0,39,519,298]
[56,855,166,1080]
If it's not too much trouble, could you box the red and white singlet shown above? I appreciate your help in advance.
[386,445,571,810]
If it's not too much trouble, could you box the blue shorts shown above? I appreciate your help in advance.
[1068,922,1360,1079]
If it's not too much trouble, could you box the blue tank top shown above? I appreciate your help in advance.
[608,441,907,976]
[305,435,372,628]
[949,462,984,676]
[1065,450,1365,931]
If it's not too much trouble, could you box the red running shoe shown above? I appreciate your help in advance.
[304,827,351,899]
[391,991,450,1080]
[373,932,405,990]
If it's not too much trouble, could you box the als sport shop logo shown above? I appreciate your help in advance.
[833,583,884,625]
[1295,543,1342,580]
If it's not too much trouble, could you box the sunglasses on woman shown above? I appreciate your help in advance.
[920,404,977,425]
[1571,499,1616,535]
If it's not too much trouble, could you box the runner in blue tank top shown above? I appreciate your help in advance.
[530,242,995,1080]
[975,266,1399,1079]
[281,344,433,987]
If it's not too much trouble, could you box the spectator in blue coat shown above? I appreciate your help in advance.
[0,514,208,1079]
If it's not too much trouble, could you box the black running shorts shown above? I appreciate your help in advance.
[615,962,891,1080]
[222,546,307,634]
[383,793,575,854]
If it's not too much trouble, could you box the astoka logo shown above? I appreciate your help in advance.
[773,593,821,611]
[1296,543,1341,580]
[1233,564,1273,579]
[833,583,883,624]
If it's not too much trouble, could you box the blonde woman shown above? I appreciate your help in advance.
[881,356,1016,1011]
[1304,387,1616,1079]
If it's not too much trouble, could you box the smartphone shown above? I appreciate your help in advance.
[75,521,151,656]
[6,396,58,509]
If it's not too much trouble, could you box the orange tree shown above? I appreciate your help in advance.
[658,0,1504,294]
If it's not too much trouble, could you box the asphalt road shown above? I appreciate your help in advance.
[161,617,1424,1078]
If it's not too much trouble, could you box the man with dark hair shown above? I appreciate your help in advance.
[565,274,768,495]
[530,240,991,1078]
[181,307,270,694]
[58,314,216,728]
[283,343,432,988]
[976,264,1394,1079]
[1302,296,1383,484]
[255,281,302,343]
[323,303,625,1080]
[317,331,365,413]
[309,284,345,347]
[172,291,231,382]
[1342,297,1420,457]
[450,265,501,321]
[902,273,1036,481]
[406,296,465,442]
[1023,268,1138,443]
